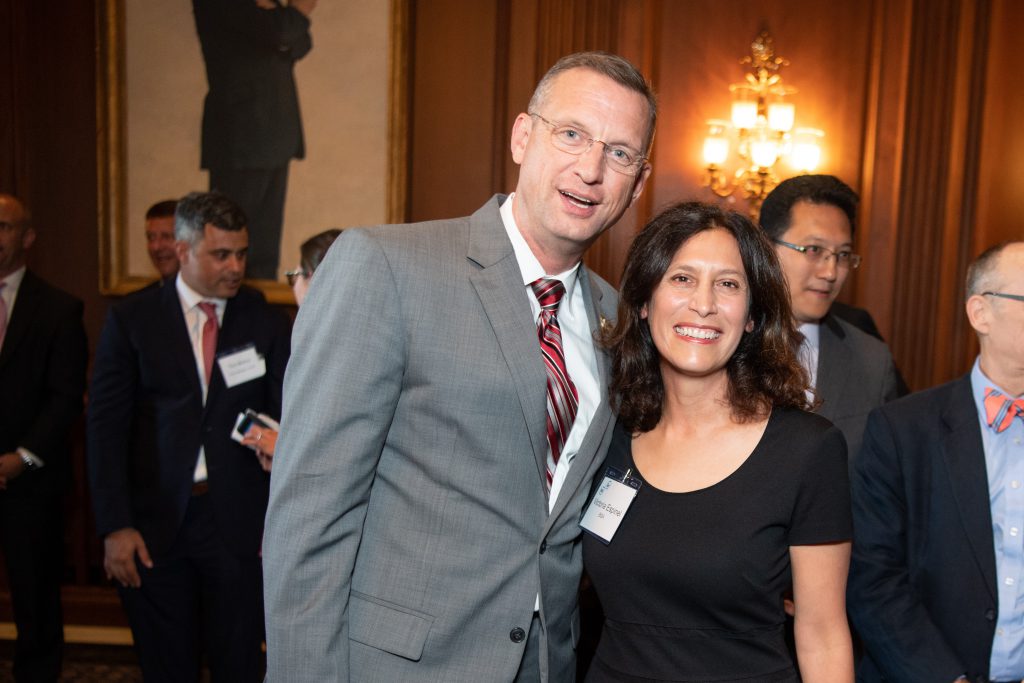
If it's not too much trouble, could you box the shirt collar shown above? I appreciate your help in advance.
[0,265,27,293]
[175,273,226,315]
[798,321,821,352]
[972,356,1020,412]
[499,192,581,298]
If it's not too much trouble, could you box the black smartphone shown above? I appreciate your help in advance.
[235,409,271,438]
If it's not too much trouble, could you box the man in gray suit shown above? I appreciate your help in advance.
[759,175,900,462]
[263,52,655,682]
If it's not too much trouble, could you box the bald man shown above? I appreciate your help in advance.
[0,193,87,680]
[849,242,1024,682]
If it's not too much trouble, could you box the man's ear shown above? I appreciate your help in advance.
[174,240,191,264]
[510,113,532,165]
[21,227,36,251]
[628,162,653,207]
[966,293,989,336]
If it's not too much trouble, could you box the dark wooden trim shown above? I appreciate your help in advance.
[388,0,413,224]
[491,0,513,195]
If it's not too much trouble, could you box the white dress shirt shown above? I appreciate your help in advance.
[500,194,600,512]
[798,321,821,401]
[175,274,226,482]
[0,266,25,332]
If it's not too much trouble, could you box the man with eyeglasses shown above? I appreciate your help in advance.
[263,52,654,681]
[760,174,900,463]
[849,241,1024,683]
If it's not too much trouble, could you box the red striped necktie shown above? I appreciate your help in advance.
[198,302,219,385]
[984,387,1024,433]
[530,277,579,492]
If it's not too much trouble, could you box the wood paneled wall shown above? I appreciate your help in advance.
[407,0,1022,393]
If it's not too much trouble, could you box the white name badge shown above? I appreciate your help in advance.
[580,466,642,545]
[217,344,267,388]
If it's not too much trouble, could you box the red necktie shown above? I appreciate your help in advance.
[530,278,578,491]
[198,302,219,385]
[985,387,1024,433]
[0,282,7,350]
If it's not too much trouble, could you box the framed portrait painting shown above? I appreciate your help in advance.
[97,0,409,303]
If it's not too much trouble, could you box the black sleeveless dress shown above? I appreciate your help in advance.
[582,408,851,683]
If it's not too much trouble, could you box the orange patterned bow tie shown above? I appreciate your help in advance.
[984,387,1024,433]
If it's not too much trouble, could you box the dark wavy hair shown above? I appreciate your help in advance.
[605,201,810,433]
[299,228,343,276]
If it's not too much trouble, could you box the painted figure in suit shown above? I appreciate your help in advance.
[87,192,290,681]
[0,194,87,682]
[848,241,1024,683]
[262,52,655,682]
[192,0,317,280]
[760,175,900,462]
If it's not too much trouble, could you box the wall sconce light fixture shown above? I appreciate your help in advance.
[702,31,824,217]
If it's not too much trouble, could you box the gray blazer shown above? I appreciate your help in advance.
[815,314,900,463]
[263,196,618,682]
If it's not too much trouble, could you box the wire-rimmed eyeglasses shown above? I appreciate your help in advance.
[284,269,311,287]
[529,112,647,175]
[773,239,862,270]
[982,291,1024,303]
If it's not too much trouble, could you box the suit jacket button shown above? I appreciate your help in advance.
[509,627,526,643]
[985,608,996,621]
[539,540,547,554]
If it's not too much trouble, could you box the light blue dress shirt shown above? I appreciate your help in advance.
[973,359,1024,680]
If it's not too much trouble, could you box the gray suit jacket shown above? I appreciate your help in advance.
[263,196,618,682]
[815,314,900,463]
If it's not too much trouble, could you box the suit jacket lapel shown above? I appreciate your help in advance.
[942,375,997,601]
[815,315,851,418]
[546,267,613,523]
[0,270,41,371]
[467,198,550,490]
[205,292,254,409]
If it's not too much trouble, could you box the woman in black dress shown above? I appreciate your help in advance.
[583,202,853,682]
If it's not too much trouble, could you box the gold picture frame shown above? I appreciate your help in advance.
[96,0,409,304]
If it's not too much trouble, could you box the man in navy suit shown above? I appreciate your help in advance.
[848,241,1024,682]
[0,193,87,682]
[87,191,290,681]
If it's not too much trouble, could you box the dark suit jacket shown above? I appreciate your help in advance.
[831,301,883,339]
[87,283,290,557]
[193,0,311,170]
[848,375,996,682]
[829,302,910,396]
[815,314,901,464]
[0,270,87,497]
